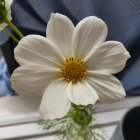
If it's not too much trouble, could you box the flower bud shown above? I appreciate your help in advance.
[0,0,13,31]
[0,0,7,23]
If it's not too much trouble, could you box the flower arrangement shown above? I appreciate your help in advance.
[0,0,130,140]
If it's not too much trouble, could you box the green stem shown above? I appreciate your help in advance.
[3,28,19,43]
[4,18,24,38]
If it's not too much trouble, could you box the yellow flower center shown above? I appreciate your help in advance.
[60,57,86,82]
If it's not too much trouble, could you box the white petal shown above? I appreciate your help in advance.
[47,13,74,57]
[85,41,130,74]
[5,0,13,21]
[39,79,71,120]
[14,35,65,67]
[11,64,59,95]
[87,72,126,102]
[67,81,99,105]
[5,0,13,5]
[0,23,7,31]
[72,16,107,59]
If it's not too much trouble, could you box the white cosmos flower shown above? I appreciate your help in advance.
[0,0,13,31]
[11,13,130,120]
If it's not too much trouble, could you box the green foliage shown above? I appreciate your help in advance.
[0,0,7,23]
[0,0,5,5]
[38,105,108,140]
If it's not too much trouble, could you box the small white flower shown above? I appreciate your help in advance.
[0,0,13,31]
[11,13,130,120]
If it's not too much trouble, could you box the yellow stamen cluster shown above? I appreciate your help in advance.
[60,57,86,82]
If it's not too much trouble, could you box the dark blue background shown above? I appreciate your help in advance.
[0,0,140,95]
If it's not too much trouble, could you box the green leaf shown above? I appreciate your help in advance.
[38,105,109,140]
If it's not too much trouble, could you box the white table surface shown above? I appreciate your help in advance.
[0,95,140,140]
